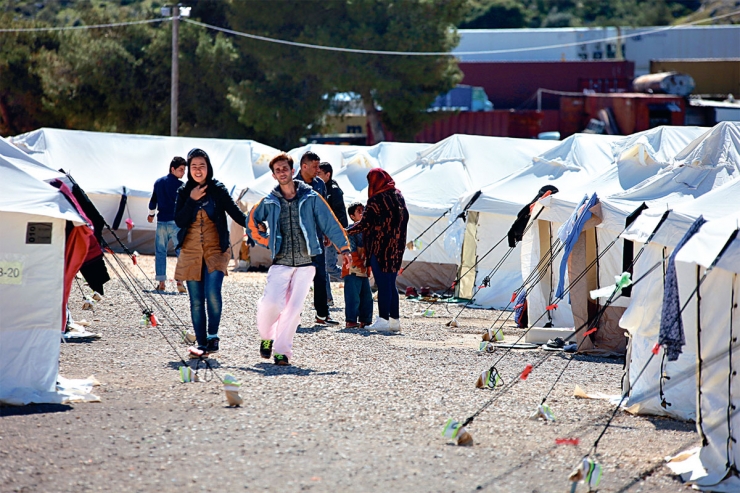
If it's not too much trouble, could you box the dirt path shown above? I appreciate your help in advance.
[0,255,696,492]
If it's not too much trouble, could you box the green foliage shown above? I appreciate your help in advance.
[227,0,465,144]
[462,0,703,28]
[460,0,528,29]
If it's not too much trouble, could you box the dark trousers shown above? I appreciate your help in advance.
[343,274,373,324]
[370,254,399,320]
[312,253,329,318]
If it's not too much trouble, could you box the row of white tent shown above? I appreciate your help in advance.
[5,123,740,487]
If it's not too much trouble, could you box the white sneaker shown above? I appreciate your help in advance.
[367,317,391,331]
[389,318,401,332]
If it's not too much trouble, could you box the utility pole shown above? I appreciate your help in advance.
[170,4,179,137]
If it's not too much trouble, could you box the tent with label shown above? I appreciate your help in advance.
[0,138,88,405]
[391,134,558,292]
[11,128,279,254]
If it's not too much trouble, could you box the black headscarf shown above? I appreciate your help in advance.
[184,148,214,194]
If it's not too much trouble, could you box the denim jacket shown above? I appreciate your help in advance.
[247,180,349,259]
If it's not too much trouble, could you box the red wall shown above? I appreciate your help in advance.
[413,110,544,143]
[459,61,635,109]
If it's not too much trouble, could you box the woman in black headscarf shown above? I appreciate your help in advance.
[174,148,247,356]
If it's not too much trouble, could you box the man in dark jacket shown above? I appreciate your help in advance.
[296,152,339,325]
[148,156,186,292]
[318,162,347,283]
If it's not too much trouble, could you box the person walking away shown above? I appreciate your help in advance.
[247,153,350,365]
[295,152,340,325]
[148,156,187,292]
[318,162,348,283]
[174,148,248,356]
[348,168,409,332]
[343,202,373,329]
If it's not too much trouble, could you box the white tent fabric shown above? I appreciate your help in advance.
[11,128,279,253]
[520,126,709,326]
[663,213,740,490]
[392,135,557,281]
[619,123,740,418]
[0,146,86,406]
[460,133,621,309]
[392,135,557,292]
[621,178,740,421]
[240,142,428,206]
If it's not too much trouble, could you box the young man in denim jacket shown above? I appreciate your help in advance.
[247,153,350,365]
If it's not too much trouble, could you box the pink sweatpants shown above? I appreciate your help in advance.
[257,264,316,359]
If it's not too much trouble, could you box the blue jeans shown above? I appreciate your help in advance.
[155,220,180,281]
[344,274,373,324]
[370,254,399,320]
[185,264,225,347]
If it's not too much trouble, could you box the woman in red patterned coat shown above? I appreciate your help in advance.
[349,168,409,332]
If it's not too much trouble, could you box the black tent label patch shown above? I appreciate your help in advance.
[26,222,52,244]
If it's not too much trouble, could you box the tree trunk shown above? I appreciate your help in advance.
[361,89,385,143]
[0,94,13,136]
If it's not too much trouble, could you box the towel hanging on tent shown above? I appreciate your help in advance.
[507,185,559,248]
[111,187,128,230]
[555,193,599,299]
[659,215,706,361]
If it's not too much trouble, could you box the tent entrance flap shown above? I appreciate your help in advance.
[456,211,479,300]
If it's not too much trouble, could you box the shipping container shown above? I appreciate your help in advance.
[459,61,634,109]
[456,26,740,76]
[559,93,685,137]
[650,59,740,96]
[412,110,544,143]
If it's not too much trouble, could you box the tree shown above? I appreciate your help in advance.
[460,0,528,29]
[0,15,64,135]
[227,0,466,144]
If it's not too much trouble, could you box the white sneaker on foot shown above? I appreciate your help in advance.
[367,317,391,331]
[389,318,401,332]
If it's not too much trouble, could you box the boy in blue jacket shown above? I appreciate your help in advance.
[247,153,350,365]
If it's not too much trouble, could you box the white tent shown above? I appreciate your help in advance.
[0,140,87,405]
[391,134,558,291]
[519,126,709,351]
[455,133,623,309]
[241,141,430,205]
[11,128,279,253]
[620,124,740,419]
[664,213,740,491]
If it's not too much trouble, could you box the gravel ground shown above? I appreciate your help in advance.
[0,254,697,493]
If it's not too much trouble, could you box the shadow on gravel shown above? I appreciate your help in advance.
[337,327,373,337]
[60,338,97,344]
[166,359,222,370]
[143,290,185,296]
[646,416,696,432]
[241,362,339,378]
[297,325,329,334]
[0,403,73,417]
[337,328,403,337]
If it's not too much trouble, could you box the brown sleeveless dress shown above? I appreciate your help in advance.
[175,209,230,281]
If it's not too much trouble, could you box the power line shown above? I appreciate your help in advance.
[0,17,170,33]
[0,7,738,56]
[183,9,740,57]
